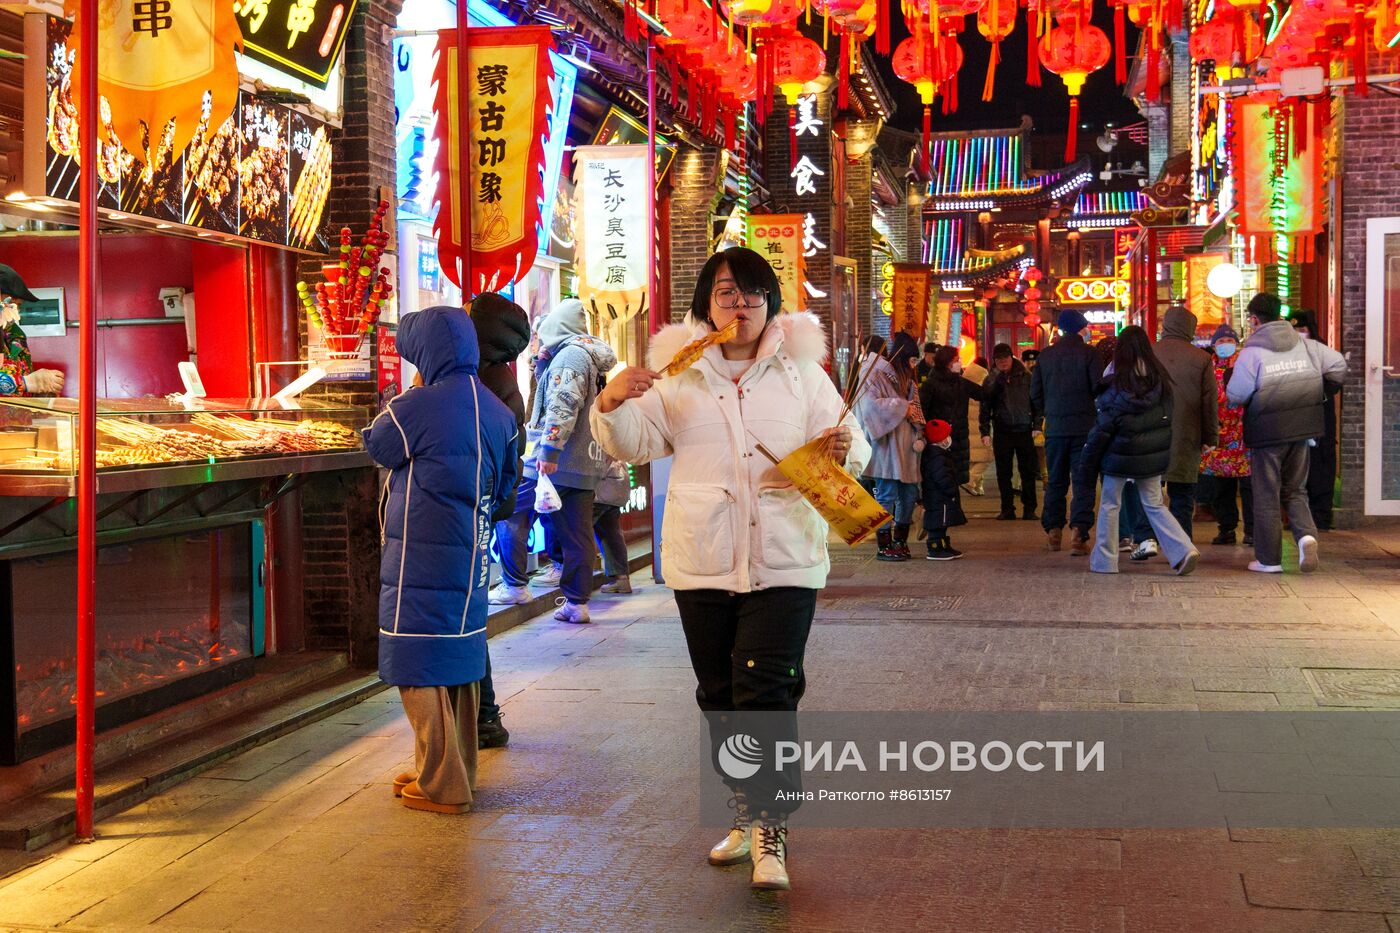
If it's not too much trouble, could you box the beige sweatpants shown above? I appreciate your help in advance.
[398,682,481,807]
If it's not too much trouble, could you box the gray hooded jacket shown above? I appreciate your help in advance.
[527,301,618,490]
[1154,306,1219,482]
[1226,319,1345,448]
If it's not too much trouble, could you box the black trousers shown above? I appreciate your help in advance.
[993,428,1038,513]
[1307,440,1336,530]
[1211,476,1254,535]
[674,587,817,820]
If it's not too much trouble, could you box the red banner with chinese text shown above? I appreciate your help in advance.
[1232,95,1324,264]
[745,214,805,314]
[432,25,554,295]
[891,263,932,340]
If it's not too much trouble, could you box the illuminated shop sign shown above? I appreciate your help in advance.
[1054,276,1130,305]
[235,0,359,88]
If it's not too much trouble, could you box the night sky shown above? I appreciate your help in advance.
[870,6,1143,138]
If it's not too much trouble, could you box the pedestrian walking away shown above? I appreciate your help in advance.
[362,306,518,814]
[1292,311,1340,531]
[499,298,618,624]
[1227,293,1346,573]
[1079,325,1200,576]
[591,247,870,893]
[855,331,924,562]
[1031,309,1106,555]
[964,356,992,496]
[468,293,531,750]
[980,343,1038,520]
[1153,303,1220,540]
[593,457,634,594]
[1201,324,1253,548]
[915,340,938,386]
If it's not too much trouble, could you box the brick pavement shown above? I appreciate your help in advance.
[2,503,1400,932]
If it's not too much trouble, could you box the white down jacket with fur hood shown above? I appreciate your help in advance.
[590,312,870,593]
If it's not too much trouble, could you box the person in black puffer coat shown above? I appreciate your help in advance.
[918,345,987,487]
[466,292,529,751]
[1078,326,1200,576]
[921,419,967,560]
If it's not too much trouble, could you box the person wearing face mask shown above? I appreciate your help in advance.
[1200,324,1252,546]
[0,266,63,396]
[591,247,869,893]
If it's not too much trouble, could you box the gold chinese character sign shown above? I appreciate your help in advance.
[66,0,243,162]
[432,25,555,295]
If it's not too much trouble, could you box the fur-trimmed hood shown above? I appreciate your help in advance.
[646,311,828,373]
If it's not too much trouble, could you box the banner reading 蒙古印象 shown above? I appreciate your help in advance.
[891,263,931,340]
[432,25,554,296]
[746,215,805,314]
[576,144,649,332]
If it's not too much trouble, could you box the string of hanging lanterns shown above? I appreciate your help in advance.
[629,0,1398,181]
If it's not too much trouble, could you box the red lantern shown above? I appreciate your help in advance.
[768,33,825,103]
[1024,313,1041,328]
[1038,23,1111,161]
[1024,267,1043,282]
[722,0,801,28]
[977,0,1016,101]
[1188,10,1263,78]
[894,26,963,172]
[1024,286,1042,301]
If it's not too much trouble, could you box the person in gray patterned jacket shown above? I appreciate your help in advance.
[495,299,618,624]
[1227,292,1346,575]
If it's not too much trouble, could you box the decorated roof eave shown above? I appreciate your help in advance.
[871,148,904,206]
[927,115,1033,143]
[1053,215,1138,231]
[876,126,929,182]
[925,159,1095,213]
[932,252,1033,288]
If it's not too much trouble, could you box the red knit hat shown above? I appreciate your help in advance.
[924,419,952,444]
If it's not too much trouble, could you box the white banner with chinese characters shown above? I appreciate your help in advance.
[575,144,649,334]
[746,214,805,313]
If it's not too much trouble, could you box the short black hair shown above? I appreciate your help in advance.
[1248,292,1283,323]
[689,247,782,325]
[993,343,1013,359]
[923,342,937,353]
[862,334,888,355]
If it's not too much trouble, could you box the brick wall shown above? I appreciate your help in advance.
[1168,37,1191,160]
[296,0,402,663]
[666,147,725,323]
[846,149,874,335]
[1336,60,1400,527]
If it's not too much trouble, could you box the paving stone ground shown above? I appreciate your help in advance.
[3,498,1400,932]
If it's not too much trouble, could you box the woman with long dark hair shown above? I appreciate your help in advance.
[918,345,987,558]
[1078,325,1200,575]
[590,247,870,892]
[855,330,924,561]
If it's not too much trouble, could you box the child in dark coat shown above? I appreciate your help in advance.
[921,419,967,559]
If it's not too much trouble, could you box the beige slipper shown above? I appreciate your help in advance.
[392,772,415,797]
[400,780,469,814]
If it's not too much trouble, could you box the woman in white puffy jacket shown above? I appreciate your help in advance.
[592,247,868,893]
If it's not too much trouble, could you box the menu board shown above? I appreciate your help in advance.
[42,17,332,252]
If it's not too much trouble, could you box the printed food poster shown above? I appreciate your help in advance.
[288,111,333,251]
[239,99,289,243]
[185,100,242,234]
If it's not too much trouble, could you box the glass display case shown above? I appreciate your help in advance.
[0,397,364,475]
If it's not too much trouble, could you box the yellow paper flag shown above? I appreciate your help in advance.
[774,438,891,547]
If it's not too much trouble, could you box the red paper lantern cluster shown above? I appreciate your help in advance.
[1038,22,1111,161]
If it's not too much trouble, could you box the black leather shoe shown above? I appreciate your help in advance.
[996,510,1017,520]
[1211,530,1236,546]
[1021,510,1038,521]
[478,716,510,749]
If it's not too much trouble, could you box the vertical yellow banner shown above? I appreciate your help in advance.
[746,214,806,313]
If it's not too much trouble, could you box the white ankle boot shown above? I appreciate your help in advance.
[750,820,790,890]
[708,793,751,866]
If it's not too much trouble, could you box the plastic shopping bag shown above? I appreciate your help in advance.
[534,471,562,514]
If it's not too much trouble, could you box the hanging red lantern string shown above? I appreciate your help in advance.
[893,25,938,174]
[1026,2,1043,86]
[767,31,825,170]
[1038,21,1110,161]
[977,0,1016,101]
[1112,0,1126,83]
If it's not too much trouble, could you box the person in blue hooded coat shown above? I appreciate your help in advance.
[363,305,518,814]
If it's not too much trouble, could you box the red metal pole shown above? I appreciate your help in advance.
[75,0,98,843]
[646,36,659,334]
[456,3,474,302]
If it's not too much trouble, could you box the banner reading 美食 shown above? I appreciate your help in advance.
[576,144,650,333]
[745,215,805,314]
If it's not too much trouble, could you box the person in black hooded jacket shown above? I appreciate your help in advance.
[467,293,530,750]
[918,345,987,486]
[1079,326,1200,576]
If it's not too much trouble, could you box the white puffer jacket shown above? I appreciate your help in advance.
[590,312,870,593]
